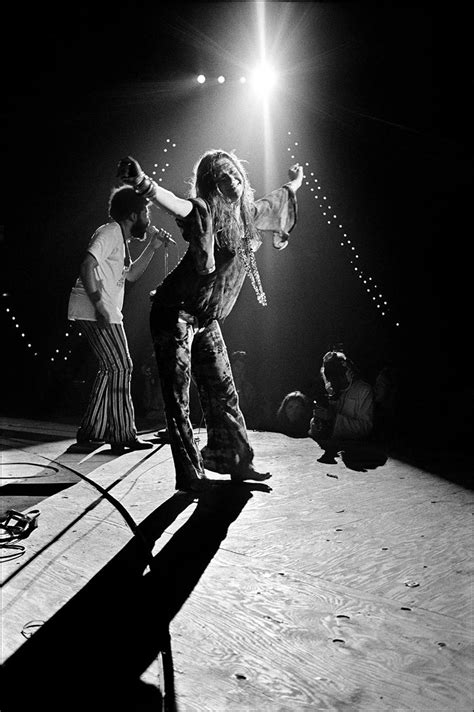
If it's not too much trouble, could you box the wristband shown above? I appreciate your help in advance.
[135,175,148,192]
[135,175,152,194]
[90,291,101,304]
[135,175,156,199]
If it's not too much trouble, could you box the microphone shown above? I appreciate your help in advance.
[148,225,177,246]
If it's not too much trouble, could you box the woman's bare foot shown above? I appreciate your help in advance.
[231,465,272,483]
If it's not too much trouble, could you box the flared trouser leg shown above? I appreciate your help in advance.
[191,320,253,474]
[78,320,137,444]
[152,320,204,488]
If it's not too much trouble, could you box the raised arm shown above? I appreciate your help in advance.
[126,227,173,282]
[117,156,193,219]
[252,163,303,250]
[286,163,304,193]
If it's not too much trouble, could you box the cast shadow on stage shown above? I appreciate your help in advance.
[339,444,388,472]
[315,440,388,472]
[392,444,474,491]
[1,482,270,712]
[316,438,473,490]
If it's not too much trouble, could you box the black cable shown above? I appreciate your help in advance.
[3,444,175,707]
[0,462,59,479]
[0,543,25,561]
[1,452,158,587]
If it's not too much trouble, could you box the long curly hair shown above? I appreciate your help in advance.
[188,150,267,305]
[276,390,313,437]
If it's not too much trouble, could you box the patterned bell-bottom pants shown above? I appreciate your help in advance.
[152,317,254,488]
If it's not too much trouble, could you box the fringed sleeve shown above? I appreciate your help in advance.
[253,185,298,251]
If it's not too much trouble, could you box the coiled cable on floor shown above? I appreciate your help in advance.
[1,456,155,586]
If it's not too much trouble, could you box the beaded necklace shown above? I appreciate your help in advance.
[238,228,267,306]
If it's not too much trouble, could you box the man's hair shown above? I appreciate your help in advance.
[108,186,148,222]
[321,351,358,397]
[322,350,357,374]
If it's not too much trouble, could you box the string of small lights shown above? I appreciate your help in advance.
[150,137,177,184]
[0,138,181,365]
[287,131,400,328]
[148,137,182,275]
[2,292,82,364]
[4,133,400,364]
[3,139,180,364]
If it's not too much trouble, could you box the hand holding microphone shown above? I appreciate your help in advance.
[148,225,177,249]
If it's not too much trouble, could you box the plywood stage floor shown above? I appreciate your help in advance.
[1,417,473,711]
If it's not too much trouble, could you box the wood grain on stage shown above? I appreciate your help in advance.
[1,419,472,711]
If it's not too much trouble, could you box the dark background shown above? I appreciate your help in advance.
[1,2,471,448]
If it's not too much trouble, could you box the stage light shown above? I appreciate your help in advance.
[197,75,206,84]
[217,75,225,84]
[250,63,277,94]
[239,76,247,84]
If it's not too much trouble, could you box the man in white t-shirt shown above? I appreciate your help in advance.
[68,186,169,453]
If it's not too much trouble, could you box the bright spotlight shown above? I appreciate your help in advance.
[250,63,277,94]
[239,76,247,84]
[197,74,206,84]
[217,75,225,84]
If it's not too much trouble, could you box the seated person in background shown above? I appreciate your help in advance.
[276,390,313,438]
[309,350,374,445]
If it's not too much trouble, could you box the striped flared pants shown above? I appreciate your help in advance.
[77,320,137,444]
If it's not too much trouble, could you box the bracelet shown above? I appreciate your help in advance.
[141,181,156,199]
[135,175,154,196]
[89,291,101,304]
[135,175,148,192]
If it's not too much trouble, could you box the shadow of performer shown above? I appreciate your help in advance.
[1,482,268,711]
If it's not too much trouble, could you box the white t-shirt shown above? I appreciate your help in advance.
[68,222,128,323]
